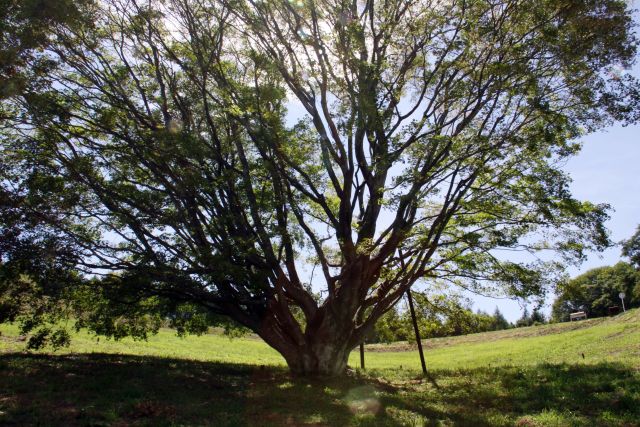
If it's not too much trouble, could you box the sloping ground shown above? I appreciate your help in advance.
[1,310,639,426]
[359,309,640,371]
[0,321,286,366]
[366,309,639,352]
[1,309,639,371]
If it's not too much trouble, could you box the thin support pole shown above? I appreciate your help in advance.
[406,289,427,375]
[360,342,365,370]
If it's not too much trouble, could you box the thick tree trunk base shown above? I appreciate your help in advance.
[257,301,365,377]
[284,345,351,377]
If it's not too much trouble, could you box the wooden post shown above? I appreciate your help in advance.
[406,289,427,375]
[359,342,365,370]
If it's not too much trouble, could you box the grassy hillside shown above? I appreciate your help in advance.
[1,310,639,426]
[362,309,640,370]
[2,309,638,370]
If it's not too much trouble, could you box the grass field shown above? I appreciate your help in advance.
[1,310,639,426]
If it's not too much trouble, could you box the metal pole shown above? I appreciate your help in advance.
[621,297,626,312]
[406,289,427,375]
[359,342,365,370]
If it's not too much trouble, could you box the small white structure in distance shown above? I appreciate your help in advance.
[570,311,588,321]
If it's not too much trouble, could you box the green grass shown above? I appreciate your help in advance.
[361,311,640,370]
[0,322,286,366]
[1,310,639,426]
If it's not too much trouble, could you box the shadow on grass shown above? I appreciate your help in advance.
[378,363,640,426]
[0,353,401,426]
[0,353,638,426]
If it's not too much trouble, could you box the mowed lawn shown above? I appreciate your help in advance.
[1,310,639,426]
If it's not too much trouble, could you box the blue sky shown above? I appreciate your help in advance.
[470,123,640,321]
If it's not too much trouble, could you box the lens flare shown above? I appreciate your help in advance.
[344,385,381,416]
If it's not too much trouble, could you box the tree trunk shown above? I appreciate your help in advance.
[257,304,362,377]
[284,341,352,376]
[253,267,376,377]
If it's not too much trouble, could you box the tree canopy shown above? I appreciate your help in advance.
[622,224,640,270]
[1,0,638,375]
[552,262,640,321]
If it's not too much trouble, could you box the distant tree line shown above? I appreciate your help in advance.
[514,306,547,327]
[370,292,514,344]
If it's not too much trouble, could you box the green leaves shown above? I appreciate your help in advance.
[622,225,640,270]
[1,0,638,371]
[553,262,640,321]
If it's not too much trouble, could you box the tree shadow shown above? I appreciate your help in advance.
[379,362,640,426]
[0,353,403,426]
[1,353,638,426]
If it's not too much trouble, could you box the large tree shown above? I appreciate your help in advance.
[1,0,638,375]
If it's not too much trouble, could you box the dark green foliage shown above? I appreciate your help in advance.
[622,225,640,270]
[490,307,511,331]
[530,308,547,325]
[516,307,532,327]
[24,327,70,350]
[552,262,640,321]
[515,306,548,327]
[0,199,81,349]
[70,275,249,342]
[370,305,410,343]
[0,0,91,98]
[372,293,513,343]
